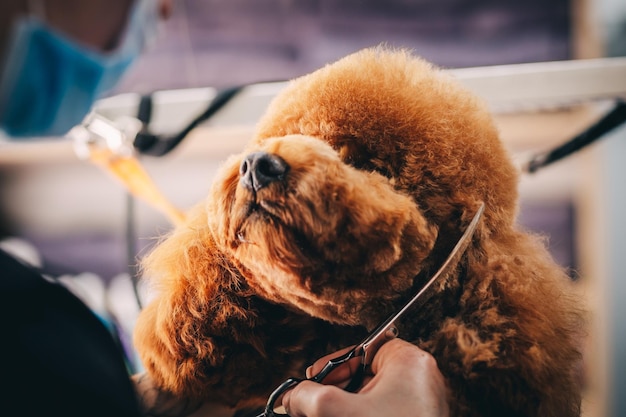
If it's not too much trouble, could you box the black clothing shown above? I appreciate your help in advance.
[0,249,141,417]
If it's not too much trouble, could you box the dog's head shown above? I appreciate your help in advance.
[207,47,519,329]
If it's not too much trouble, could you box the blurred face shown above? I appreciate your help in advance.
[0,0,173,57]
[0,0,173,138]
[0,0,132,57]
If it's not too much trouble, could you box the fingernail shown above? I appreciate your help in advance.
[305,366,312,378]
[385,326,398,339]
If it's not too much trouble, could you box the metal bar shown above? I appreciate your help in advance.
[2,57,625,147]
[448,57,626,113]
[88,57,626,135]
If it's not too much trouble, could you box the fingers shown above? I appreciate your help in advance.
[305,345,363,386]
[282,381,363,417]
[305,339,436,389]
[366,339,450,415]
[283,340,450,417]
[369,338,447,395]
[369,338,433,376]
[306,345,355,376]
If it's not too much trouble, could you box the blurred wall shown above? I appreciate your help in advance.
[590,0,626,415]
[114,0,573,93]
[604,129,626,417]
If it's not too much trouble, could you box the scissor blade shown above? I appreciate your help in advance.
[360,202,485,362]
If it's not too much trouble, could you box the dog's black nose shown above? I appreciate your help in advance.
[239,152,289,192]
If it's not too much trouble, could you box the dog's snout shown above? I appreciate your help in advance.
[239,152,289,192]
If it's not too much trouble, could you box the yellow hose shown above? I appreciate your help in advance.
[87,147,186,227]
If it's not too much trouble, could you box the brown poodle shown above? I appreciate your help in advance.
[133,47,585,417]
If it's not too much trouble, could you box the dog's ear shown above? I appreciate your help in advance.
[133,203,235,398]
[138,203,216,298]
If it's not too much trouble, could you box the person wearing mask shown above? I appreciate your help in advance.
[0,1,450,416]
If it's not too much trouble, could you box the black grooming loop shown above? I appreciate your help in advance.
[130,83,626,171]
[524,100,626,174]
[132,85,244,157]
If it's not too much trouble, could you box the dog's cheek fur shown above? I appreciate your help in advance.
[207,136,438,327]
[240,176,437,327]
[134,203,367,407]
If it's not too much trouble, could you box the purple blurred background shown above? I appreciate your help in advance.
[115,0,572,93]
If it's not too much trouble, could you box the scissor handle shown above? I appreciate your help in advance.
[263,347,363,417]
[263,377,301,417]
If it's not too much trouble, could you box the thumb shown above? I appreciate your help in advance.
[282,381,363,417]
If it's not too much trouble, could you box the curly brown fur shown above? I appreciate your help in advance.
[134,47,585,416]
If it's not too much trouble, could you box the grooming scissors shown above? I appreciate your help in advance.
[258,202,485,417]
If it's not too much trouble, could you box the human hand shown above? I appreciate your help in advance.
[281,339,450,417]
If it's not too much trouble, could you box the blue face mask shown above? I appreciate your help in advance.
[0,0,159,138]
